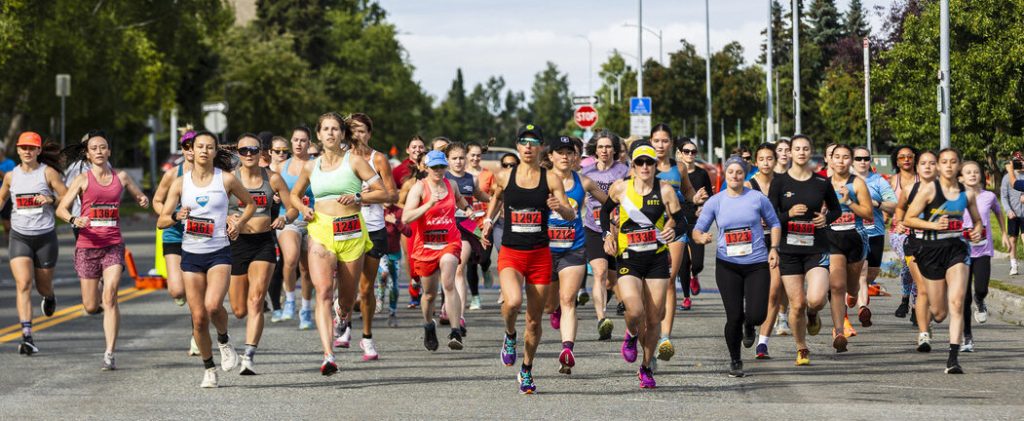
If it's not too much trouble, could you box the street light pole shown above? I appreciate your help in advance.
[576,35,593,94]
[863,38,872,153]
[705,0,713,164]
[939,0,951,149]
[792,0,802,133]
[766,0,775,143]
[637,0,644,98]
[622,24,663,65]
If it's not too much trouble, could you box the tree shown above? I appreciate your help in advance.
[759,0,792,67]
[592,52,636,137]
[434,69,469,141]
[844,0,871,39]
[527,62,573,138]
[818,67,866,144]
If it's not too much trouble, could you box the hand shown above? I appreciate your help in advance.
[479,236,491,248]
[73,216,90,228]
[137,195,150,208]
[768,248,779,269]
[658,225,675,243]
[694,231,713,245]
[227,221,239,240]
[34,194,52,205]
[603,235,617,256]
[337,194,357,205]
[693,188,709,205]
[384,213,397,224]
[271,216,286,230]
[302,206,314,221]
[837,185,850,204]
[546,194,563,214]
[361,183,370,194]
[273,193,281,204]
[812,211,827,228]
[695,206,702,218]
[1009,210,1017,219]
[970,225,983,243]
[789,204,808,218]
[176,207,191,222]
[1003,232,1011,250]
[934,215,950,231]
[227,214,241,228]
[480,220,493,238]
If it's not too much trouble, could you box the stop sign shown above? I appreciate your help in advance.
[574,105,599,129]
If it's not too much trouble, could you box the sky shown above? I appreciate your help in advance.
[377,0,894,103]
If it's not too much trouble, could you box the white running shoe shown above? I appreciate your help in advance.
[101,352,116,371]
[360,338,379,361]
[975,302,989,324]
[188,337,200,357]
[917,332,932,353]
[218,343,239,371]
[961,336,975,353]
[1010,261,1019,276]
[239,355,256,375]
[774,315,792,336]
[201,367,219,388]
[469,295,482,310]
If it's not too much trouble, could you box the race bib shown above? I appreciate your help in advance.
[248,190,269,213]
[14,193,42,215]
[724,227,753,257]
[301,195,310,207]
[472,201,486,218]
[786,220,815,247]
[184,216,215,241]
[548,226,575,249]
[625,228,658,252]
[831,212,856,231]
[591,209,601,222]
[424,229,448,250]
[89,204,119,227]
[510,208,542,233]
[332,215,362,241]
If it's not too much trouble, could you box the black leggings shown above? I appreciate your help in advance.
[964,255,991,336]
[267,254,284,311]
[468,231,494,295]
[715,258,771,361]
[679,242,707,298]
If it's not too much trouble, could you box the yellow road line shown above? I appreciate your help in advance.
[0,288,141,336]
[0,288,156,344]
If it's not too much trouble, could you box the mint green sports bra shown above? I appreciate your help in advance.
[310,152,361,201]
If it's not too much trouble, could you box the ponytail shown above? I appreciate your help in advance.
[214,148,235,172]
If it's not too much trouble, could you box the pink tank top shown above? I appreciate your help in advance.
[77,168,124,248]
[410,179,460,261]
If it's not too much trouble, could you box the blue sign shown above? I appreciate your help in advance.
[629,97,652,115]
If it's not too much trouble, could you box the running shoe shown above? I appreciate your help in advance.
[843,316,857,337]
[360,338,380,360]
[690,276,701,296]
[321,355,338,376]
[469,295,482,310]
[945,363,964,374]
[201,367,219,388]
[894,298,910,318]
[518,369,537,394]
[755,343,770,359]
[637,366,656,389]
[374,298,384,314]
[621,331,638,363]
[806,311,821,336]
[459,317,467,338]
[424,322,439,352]
[742,324,756,348]
[832,328,849,353]
[447,330,464,350]
[858,306,873,328]
[387,310,398,328]
[439,307,450,325]
[482,270,494,289]
[407,297,420,309]
[174,297,187,307]
[962,335,975,353]
[270,309,284,323]
[299,308,314,330]
[550,308,561,330]
[616,302,626,316]
[188,337,200,357]
[218,343,239,371]
[558,347,575,375]
[334,321,352,349]
[41,295,56,317]
[679,297,692,311]
[845,293,856,309]
[656,337,675,361]
[18,337,38,356]
[102,352,116,371]
[500,333,517,366]
[597,318,614,340]
[728,360,745,378]
[281,300,296,321]
[1011,261,1019,276]
[975,301,988,324]
[774,316,792,336]
[239,355,256,375]
[576,290,590,306]
[916,332,932,353]
[795,348,811,366]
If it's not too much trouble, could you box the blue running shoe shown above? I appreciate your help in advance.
[281,300,296,321]
[501,334,517,366]
[755,343,770,359]
[621,331,638,363]
[299,308,314,330]
[518,369,536,394]
[270,309,284,323]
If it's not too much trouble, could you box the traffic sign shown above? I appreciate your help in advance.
[572,96,600,106]
[574,105,599,129]
[630,115,651,137]
[202,101,228,113]
[629,97,652,115]
[204,111,228,134]
[56,74,71,97]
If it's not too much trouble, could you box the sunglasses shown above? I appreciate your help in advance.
[501,162,517,168]
[680,148,698,155]
[517,138,541,146]
[429,165,448,171]
[853,156,872,162]
[897,154,915,161]
[181,142,193,151]
[271,148,290,155]
[238,146,261,157]
[742,155,752,161]
[309,152,320,157]
[634,158,657,167]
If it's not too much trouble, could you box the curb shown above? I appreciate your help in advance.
[989,287,1024,327]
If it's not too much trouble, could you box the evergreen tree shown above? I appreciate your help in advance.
[844,0,871,39]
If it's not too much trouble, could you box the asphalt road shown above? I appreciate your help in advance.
[1,220,1023,419]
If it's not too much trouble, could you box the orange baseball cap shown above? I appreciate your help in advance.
[16,131,42,147]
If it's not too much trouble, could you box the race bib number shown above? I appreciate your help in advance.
[724,227,753,257]
[184,216,215,241]
[248,190,269,213]
[301,195,310,207]
[548,226,575,249]
[425,229,448,250]
[591,209,601,222]
[625,228,658,252]
[89,204,119,227]
[965,226,987,247]
[945,219,964,231]
[510,208,542,233]
[786,221,815,247]
[831,212,856,231]
[332,215,362,241]
[472,201,486,218]
[14,193,42,215]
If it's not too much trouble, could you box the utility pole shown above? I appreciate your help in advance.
[939,0,951,149]
[765,0,775,143]
[863,38,873,153]
[792,0,802,133]
[705,0,713,164]
[737,119,741,149]
[637,0,644,98]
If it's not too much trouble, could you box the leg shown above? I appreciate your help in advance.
[590,258,610,320]
[439,254,463,330]
[522,281,549,366]
[245,261,274,346]
[229,274,249,320]
[661,241,684,336]
[945,264,969,346]
[641,278,671,367]
[183,271,212,360]
[420,270,439,324]
[33,267,55,303]
[716,262,745,362]
[454,241,472,311]
[805,267,830,314]
[500,268,524,336]
[358,255,380,337]
[973,255,991,303]
[781,275,809,350]
[963,263,975,338]
[558,266,586,343]
[204,265,232,340]
[616,275,647,344]
[827,254,849,333]
[11,258,36,324]
[100,265,123,353]
[925,276,949,323]
[909,260,931,333]
[278,230,301,295]
[268,254,284,311]
[307,242,338,354]
[759,264,783,339]
[165,253,186,301]
[80,277,102,314]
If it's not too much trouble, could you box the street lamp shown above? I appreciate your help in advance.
[576,34,593,95]
[622,23,663,64]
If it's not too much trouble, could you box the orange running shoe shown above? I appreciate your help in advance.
[832,328,849,353]
[843,316,857,337]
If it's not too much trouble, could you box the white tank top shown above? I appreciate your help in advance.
[360,150,385,232]
[181,168,230,254]
[11,163,55,235]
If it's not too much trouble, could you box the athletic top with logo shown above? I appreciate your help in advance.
[694,188,780,265]
[10,163,55,235]
[446,171,476,221]
[768,172,841,255]
[963,189,999,258]
[361,150,385,232]
[229,168,274,222]
[310,152,361,202]
[181,169,230,254]
[616,179,669,257]
[280,158,314,222]
[410,179,460,261]
[862,171,897,237]
[657,165,684,202]
[78,168,124,248]
[163,164,186,243]
[501,166,550,250]
[549,172,585,253]
[917,179,967,242]
[684,166,713,230]
[829,175,865,233]
[581,161,629,232]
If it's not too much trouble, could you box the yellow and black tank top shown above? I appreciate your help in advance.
[616,178,669,256]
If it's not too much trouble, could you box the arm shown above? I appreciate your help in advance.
[1000,177,1012,216]
[966,190,984,241]
[44,167,68,205]
[546,171,575,221]
[480,169,508,237]
[822,180,842,224]
[581,176,609,204]
[117,170,150,208]
[157,179,184,229]
[152,169,176,216]
[347,154,387,205]
[224,173,256,236]
[373,152,399,204]
[690,194,717,245]
[599,181,622,232]
[768,177,789,225]
[270,173,298,229]
[290,161,315,221]
[453,186,472,213]
[902,182,940,230]
[0,173,12,207]
[56,174,86,225]
[401,182,432,225]
[848,178,874,219]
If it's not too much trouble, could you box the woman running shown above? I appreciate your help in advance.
[768,134,841,366]
[154,130,196,308]
[676,139,714,312]
[272,127,315,327]
[851,146,897,328]
[266,136,290,319]
[747,144,787,359]
[465,141,495,309]
[225,134,298,375]
[1,132,67,355]
[444,142,489,335]
[289,112,387,375]
[157,131,257,388]
[902,148,983,374]
[960,161,1004,352]
[56,131,148,369]
[825,144,873,349]
[889,146,919,318]
[893,151,937,351]
[693,156,780,377]
[480,124,576,394]
[403,150,473,350]
[580,130,630,340]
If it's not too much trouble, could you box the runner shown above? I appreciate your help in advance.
[465,141,496,309]
[1000,155,1024,276]
[266,136,290,319]
[0,132,67,356]
[580,130,630,340]
[374,204,402,327]
[288,112,387,375]
[599,140,686,388]
[960,161,1004,352]
[676,138,714,313]
[444,142,489,336]
[893,150,937,350]
[225,134,298,375]
[851,146,897,329]
[902,148,983,374]
[693,156,780,377]
[272,126,315,327]
[157,131,256,388]
[403,150,472,351]
[768,134,841,365]
[154,130,196,309]
[397,148,428,309]
[55,130,148,369]
[747,144,787,359]
[394,136,427,311]
[774,139,791,175]
[480,124,576,394]
[889,145,920,318]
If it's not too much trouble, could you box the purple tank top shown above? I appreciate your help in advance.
[78,168,124,248]
[581,161,629,232]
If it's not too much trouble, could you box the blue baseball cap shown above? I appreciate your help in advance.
[426,150,449,167]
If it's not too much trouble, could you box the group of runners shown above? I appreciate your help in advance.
[1,115,1004,392]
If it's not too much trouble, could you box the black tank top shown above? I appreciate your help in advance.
[919,179,967,241]
[502,166,551,250]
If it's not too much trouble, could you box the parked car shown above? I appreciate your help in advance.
[480,146,517,173]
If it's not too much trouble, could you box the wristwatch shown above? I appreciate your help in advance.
[354,193,362,205]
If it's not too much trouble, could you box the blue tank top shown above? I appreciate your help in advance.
[162,164,185,243]
[280,158,315,221]
[656,166,685,202]
[919,179,967,241]
[549,172,585,252]
[830,175,865,233]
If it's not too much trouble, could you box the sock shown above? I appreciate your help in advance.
[324,353,335,363]
[521,363,532,372]
[758,335,770,346]
[506,330,517,340]
[301,299,312,310]
[203,357,215,370]
[285,291,295,302]
[778,311,788,319]
[562,341,574,350]
[948,344,960,366]
[217,332,229,345]
[362,333,372,339]
[21,321,32,337]
[244,344,257,359]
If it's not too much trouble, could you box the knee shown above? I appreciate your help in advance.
[192,312,210,328]
[932,310,947,323]
[525,316,542,332]
[205,302,223,316]
[789,297,807,314]
[503,294,522,310]
[559,292,576,308]
[233,308,248,319]
[315,288,333,302]
[625,307,644,323]
[84,304,102,315]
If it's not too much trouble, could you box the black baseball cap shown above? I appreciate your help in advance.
[517,123,543,140]
[546,135,574,151]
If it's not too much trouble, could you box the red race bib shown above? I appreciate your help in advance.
[724,227,753,257]
[625,228,657,252]
[786,220,815,246]
[548,226,575,249]
[510,208,542,233]
[332,215,362,241]
[14,193,42,215]
[185,216,215,240]
[424,229,448,250]
[89,204,119,227]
